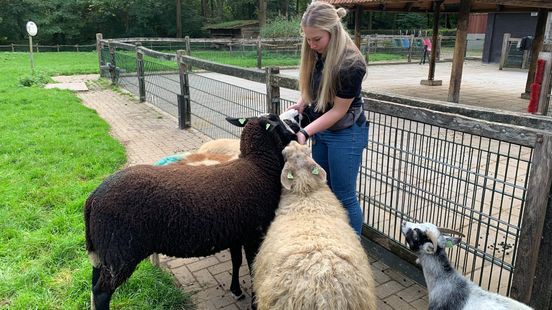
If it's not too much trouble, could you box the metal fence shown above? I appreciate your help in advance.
[97,35,552,308]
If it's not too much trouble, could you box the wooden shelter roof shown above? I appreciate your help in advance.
[324,0,552,12]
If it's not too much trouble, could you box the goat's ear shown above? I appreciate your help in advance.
[280,167,293,190]
[422,242,435,254]
[226,117,255,127]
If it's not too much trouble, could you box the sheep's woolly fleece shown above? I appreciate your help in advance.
[253,141,376,310]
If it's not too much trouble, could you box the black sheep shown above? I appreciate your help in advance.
[85,114,296,310]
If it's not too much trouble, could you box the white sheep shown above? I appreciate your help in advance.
[401,221,533,310]
[252,141,376,310]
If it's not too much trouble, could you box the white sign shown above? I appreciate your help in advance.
[26,21,37,37]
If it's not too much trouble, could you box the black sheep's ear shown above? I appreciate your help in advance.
[260,118,281,132]
[226,117,256,127]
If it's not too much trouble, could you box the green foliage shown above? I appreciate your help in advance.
[18,71,51,87]
[260,16,301,38]
[0,52,192,309]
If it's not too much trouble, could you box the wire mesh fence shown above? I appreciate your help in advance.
[114,50,139,96]
[141,55,179,116]
[0,44,96,52]
[187,72,267,139]
[359,110,532,295]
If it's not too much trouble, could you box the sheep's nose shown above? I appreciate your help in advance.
[401,222,406,227]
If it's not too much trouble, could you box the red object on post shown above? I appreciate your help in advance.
[528,58,547,113]
[528,83,541,113]
[535,59,546,84]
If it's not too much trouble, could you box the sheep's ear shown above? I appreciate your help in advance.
[226,117,256,127]
[280,167,293,190]
[311,165,326,182]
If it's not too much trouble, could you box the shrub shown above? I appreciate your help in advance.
[261,16,301,38]
[18,71,51,87]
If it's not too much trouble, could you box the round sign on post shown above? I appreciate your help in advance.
[26,21,37,73]
[26,21,38,37]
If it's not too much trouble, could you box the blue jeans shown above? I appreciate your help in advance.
[312,120,369,235]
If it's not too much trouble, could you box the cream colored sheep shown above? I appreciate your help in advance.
[252,141,376,310]
[196,138,240,160]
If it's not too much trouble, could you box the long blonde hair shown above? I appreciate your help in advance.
[299,1,365,112]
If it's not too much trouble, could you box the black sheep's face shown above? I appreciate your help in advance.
[226,112,298,147]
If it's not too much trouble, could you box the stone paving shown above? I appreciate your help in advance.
[77,77,429,310]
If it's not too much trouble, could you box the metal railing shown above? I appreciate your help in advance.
[97,34,552,309]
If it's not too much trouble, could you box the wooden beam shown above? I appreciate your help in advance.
[448,0,472,103]
[404,2,414,11]
[355,6,363,48]
[523,9,549,97]
[511,134,552,304]
[429,0,442,80]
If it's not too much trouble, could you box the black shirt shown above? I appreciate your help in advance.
[310,52,366,113]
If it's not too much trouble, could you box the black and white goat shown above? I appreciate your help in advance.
[401,221,532,310]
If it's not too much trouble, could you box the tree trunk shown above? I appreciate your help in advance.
[202,0,211,18]
[258,0,267,27]
[281,0,289,19]
[176,0,182,38]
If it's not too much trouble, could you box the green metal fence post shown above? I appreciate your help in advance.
[136,44,146,102]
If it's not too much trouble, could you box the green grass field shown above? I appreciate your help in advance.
[0,52,192,309]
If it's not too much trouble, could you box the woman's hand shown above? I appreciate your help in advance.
[287,98,306,114]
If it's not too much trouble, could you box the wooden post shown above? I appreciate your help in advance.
[257,36,262,69]
[407,34,414,63]
[421,0,443,86]
[108,39,117,84]
[365,36,371,64]
[177,50,192,129]
[354,6,362,48]
[499,33,511,70]
[511,134,552,304]
[537,51,552,115]
[184,36,192,72]
[447,0,471,103]
[531,181,552,309]
[56,44,60,52]
[136,45,146,102]
[266,67,280,115]
[76,44,80,52]
[523,9,549,99]
[437,34,442,61]
[11,43,14,52]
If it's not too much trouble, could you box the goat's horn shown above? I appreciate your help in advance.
[426,228,439,250]
[438,227,465,238]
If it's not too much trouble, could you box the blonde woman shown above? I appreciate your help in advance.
[288,1,368,235]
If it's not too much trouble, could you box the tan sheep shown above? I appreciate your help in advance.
[195,138,240,160]
[252,141,376,310]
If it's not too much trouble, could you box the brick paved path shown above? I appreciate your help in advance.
[77,78,429,310]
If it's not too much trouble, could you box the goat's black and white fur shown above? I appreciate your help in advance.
[401,222,532,310]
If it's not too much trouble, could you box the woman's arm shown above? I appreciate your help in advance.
[297,96,353,144]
